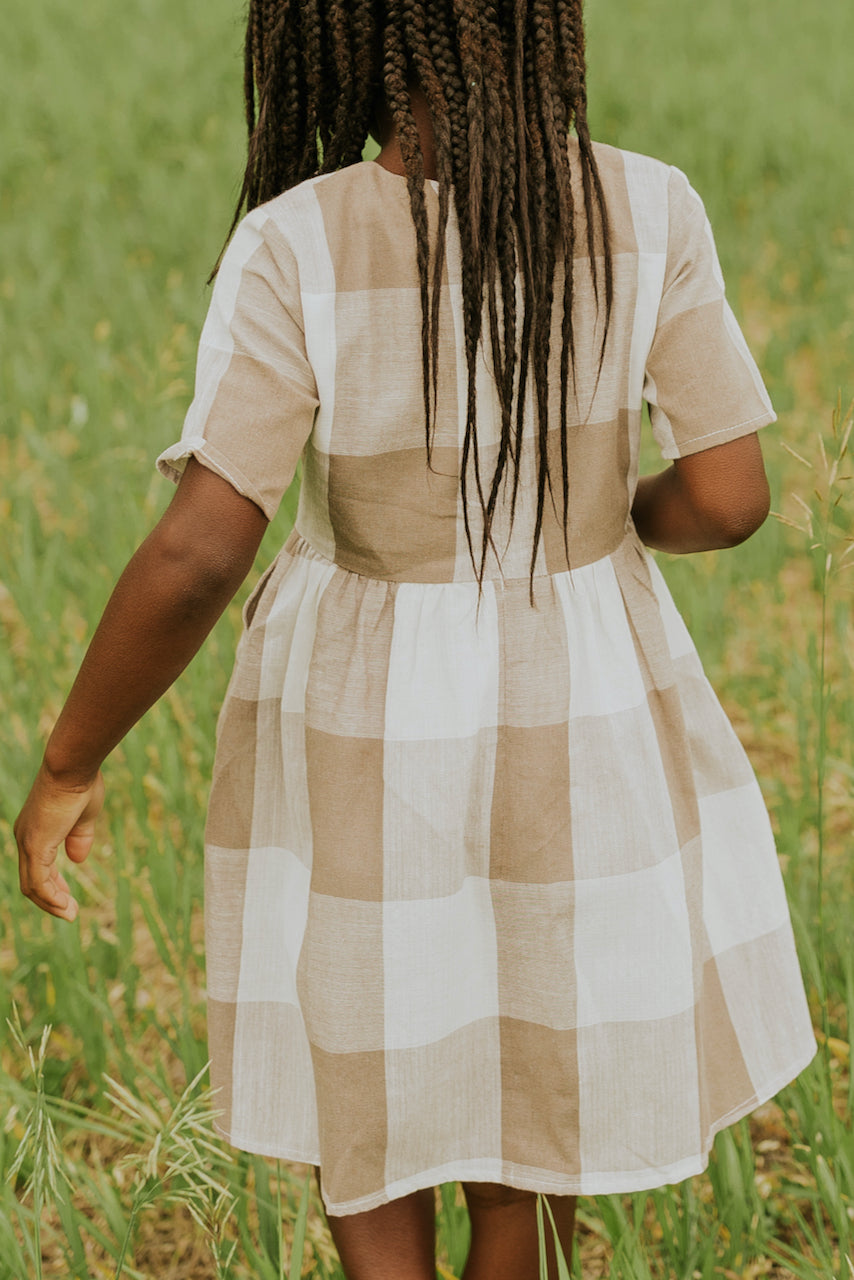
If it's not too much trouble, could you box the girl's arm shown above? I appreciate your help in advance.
[631,432,770,554]
[14,458,268,923]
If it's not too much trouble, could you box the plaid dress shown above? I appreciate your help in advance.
[158,142,816,1216]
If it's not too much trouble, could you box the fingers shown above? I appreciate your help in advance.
[65,774,105,864]
[16,824,75,921]
[19,853,79,923]
[16,823,79,921]
[14,768,105,923]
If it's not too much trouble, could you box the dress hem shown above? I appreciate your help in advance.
[212,1040,816,1216]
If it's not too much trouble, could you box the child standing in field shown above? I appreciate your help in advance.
[15,2,817,1276]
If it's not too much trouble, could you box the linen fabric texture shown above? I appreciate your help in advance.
[157,141,816,1216]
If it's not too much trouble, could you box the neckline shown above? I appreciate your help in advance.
[366,160,440,190]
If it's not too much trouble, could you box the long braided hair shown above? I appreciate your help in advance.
[228,0,612,589]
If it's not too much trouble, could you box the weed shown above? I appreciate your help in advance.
[4,1007,73,1280]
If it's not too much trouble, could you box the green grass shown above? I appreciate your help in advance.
[586,0,854,398]
[1,0,852,1276]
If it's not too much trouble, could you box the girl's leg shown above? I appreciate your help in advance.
[322,1182,436,1280]
[461,1182,577,1280]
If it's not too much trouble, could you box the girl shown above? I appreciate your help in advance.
[15,3,816,1277]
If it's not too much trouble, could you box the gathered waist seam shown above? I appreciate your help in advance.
[285,524,640,586]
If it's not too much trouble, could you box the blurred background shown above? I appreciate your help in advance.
[1,1,852,1276]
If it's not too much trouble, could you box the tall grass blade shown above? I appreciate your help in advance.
[276,1159,287,1280]
[54,1185,89,1279]
[536,1194,549,1279]
[253,1154,280,1270]
[5,1009,76,1280]
[541,1195,573,1279]
[288,1172,312,1280]
[437,1181,470,1277]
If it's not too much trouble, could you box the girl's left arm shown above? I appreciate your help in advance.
[14,458,268,923]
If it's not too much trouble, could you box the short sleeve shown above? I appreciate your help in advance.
[644,167,775,460]
[156,208,319,520]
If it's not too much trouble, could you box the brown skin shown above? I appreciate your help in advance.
[632,432,770,554]
[15,90,769,1280]
[322,1181,577,1280]
[373,82,439,179]
[15,458,268,923]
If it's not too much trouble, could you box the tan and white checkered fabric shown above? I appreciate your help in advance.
[158,142,816,1216]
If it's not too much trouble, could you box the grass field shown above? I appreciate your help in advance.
[1,0,853,1275]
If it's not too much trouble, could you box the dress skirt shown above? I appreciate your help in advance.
[200,527,816,1216]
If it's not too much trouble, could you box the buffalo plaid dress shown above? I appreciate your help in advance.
[157,141,816,1216]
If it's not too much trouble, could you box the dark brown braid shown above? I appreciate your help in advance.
[224,0,613,596]
[401,1,454,443]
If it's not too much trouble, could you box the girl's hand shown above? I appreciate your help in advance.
[14,767,105,923]
[12,460,266,928]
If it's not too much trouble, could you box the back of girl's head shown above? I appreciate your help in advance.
[234,0,612,593]
[239,1,589,199]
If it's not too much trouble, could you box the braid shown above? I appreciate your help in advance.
[451,1,493,569]
[350,3,381,143]
[383,1,434,476]
[476,5,518,562]
[531,0,576,567]
[222,0,613,598]
[328,4,354,161]
[300,0,327,171]
[244,2,263,139]
[402,0,454,437]
[519,6,557,582]
[554,0,584,96]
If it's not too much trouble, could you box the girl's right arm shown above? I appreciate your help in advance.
[631,431,770,554]
[14,457,268,923]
